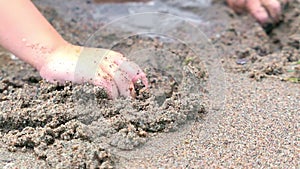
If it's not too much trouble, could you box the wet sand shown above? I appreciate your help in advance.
[0,0,299,168]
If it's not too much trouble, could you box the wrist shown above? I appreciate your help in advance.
[38,43,83,83]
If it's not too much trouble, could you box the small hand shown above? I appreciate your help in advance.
[227,0,288,24]
[92,49,148,98]
[39,45,148,99]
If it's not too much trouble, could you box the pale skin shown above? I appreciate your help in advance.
[0,0,148,98]
[226,0,288,24]
[0,0,286,98]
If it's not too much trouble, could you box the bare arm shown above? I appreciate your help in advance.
[0,0,147,98]
[0,0,68,70]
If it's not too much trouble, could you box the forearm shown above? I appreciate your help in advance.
[0,0,68,70]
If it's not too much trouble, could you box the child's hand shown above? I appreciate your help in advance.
[227,0,288,25]
[90,49,148,98]
[39,45,148,99]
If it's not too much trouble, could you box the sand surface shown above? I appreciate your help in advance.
[0,0,299,168]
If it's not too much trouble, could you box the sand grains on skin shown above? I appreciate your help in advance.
[1,0,300,168]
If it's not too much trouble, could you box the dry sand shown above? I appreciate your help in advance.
[0,0,299,168]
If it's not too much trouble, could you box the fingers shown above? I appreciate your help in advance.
[75,48,147,99]
[261,0,281,22]
[100,53,147,98]
[93,70,119,99]
[227,0,285,25]
[116,60,148,87]
[100,58,133,97]
[134,71,148,89]
[115,60,149,97]
[113,68,136,97]
[246,0,270,24]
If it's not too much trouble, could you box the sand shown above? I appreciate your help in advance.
[0,0,299,168]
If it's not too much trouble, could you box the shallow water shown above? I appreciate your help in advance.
[34,0,214,32]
